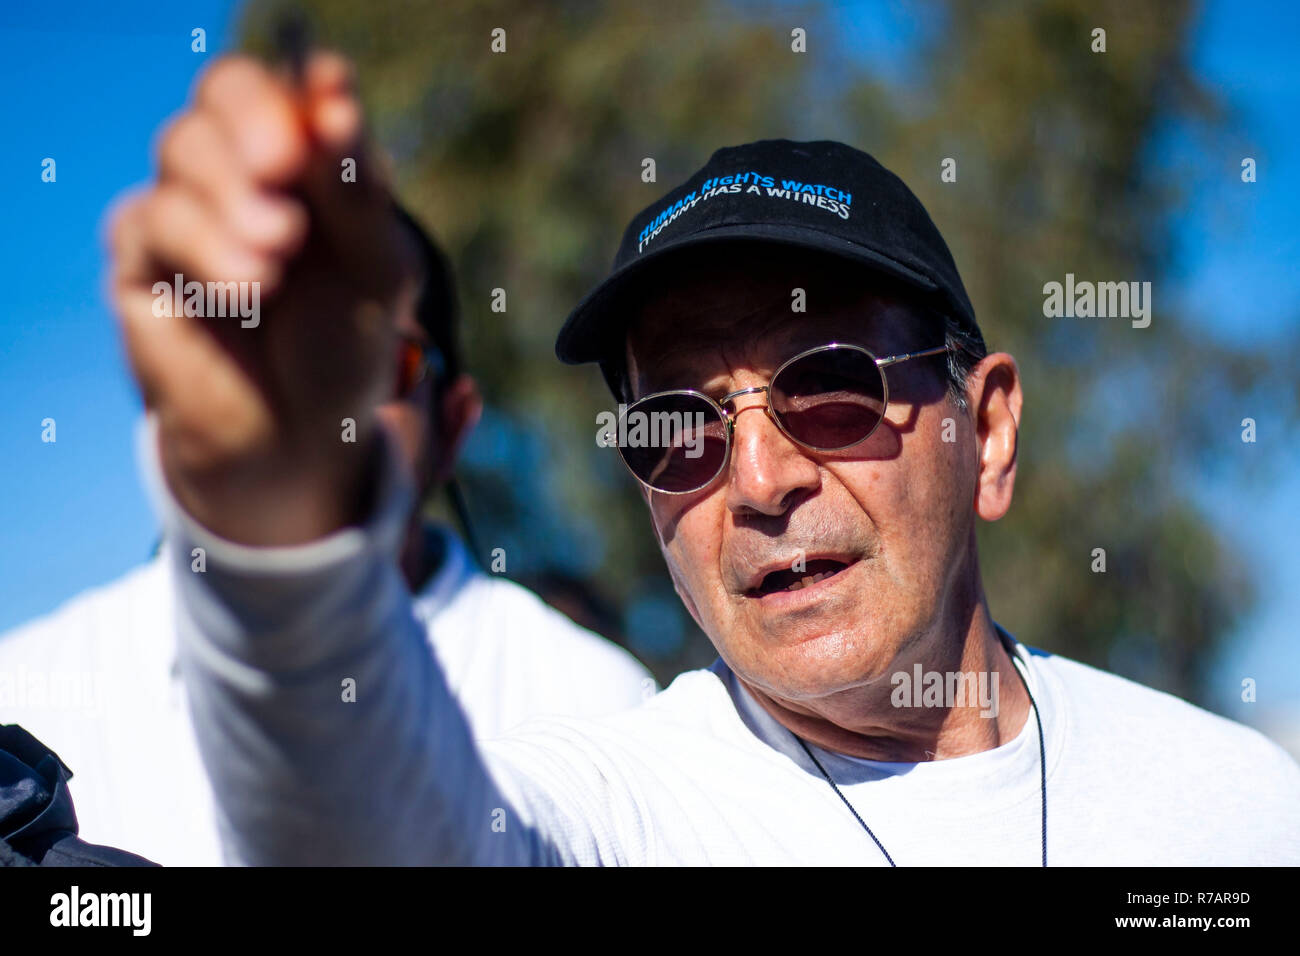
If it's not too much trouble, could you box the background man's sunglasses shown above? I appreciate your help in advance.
[616,342,951,495]
[393,337,446,400]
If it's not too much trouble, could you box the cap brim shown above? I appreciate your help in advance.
[555,222,942,365]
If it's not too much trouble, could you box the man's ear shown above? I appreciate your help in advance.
[431,374,483,484]
[967,352,1022,522]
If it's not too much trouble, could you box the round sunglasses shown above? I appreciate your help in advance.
[615,342,950,494]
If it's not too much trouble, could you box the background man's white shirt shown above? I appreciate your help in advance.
[0,529,654,866]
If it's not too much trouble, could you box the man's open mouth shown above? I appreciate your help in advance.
[748,558,851,597]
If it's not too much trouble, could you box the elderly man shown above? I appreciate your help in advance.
[115,54,1299,865]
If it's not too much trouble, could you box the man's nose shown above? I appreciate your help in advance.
[724,395,820,517]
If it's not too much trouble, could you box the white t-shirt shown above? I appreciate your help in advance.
[0,530,654,866]
[159,436,1300,866]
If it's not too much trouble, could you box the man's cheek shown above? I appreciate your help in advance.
[662,548,709,632]
[657,513,719,619]
[647,487,707,551]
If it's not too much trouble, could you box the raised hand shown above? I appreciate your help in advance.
[108,52,420,545]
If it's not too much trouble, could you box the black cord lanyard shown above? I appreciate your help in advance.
[795,637,1047,866]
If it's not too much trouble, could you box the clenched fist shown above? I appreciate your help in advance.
[108,53,420,545]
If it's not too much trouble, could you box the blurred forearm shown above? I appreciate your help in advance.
[151,420,535,865]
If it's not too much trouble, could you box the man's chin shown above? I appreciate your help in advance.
[737,592,874,651]
[726,627,889,703]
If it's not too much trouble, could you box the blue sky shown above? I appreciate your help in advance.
[0,1,239,628]
[1172,0,1300,726]
[0,0,1295,728]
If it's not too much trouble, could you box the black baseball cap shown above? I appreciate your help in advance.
[555,139,982,386]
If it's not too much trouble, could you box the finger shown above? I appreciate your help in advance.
[302,52,382,188]
[108,195,180,414]
[194,55,308,188]
[300,119,398,286]
[294,64,411,293]
[139,185,280,290]
[156,110,308,255]
[302,87,386,204]
[113,219,274,458]
[113,223,246,425]
[107,187,270,353]
[105,189,154,289]
[121,285,268,460]
[303,50,356,108]
[196,53,395,288]
[110,187,265,397]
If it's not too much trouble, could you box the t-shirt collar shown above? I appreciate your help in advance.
[717,624,1058,796]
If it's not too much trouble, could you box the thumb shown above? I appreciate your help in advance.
[295,52,413,296]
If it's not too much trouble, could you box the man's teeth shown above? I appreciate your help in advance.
[784,570,834,592]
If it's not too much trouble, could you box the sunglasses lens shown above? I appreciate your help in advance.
[617,393,728,493]
[771,347,886,449]
[394,340,424,398]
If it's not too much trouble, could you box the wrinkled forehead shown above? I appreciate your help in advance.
[624,249,927,397]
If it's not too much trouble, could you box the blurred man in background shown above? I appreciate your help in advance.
[0,155,652,866]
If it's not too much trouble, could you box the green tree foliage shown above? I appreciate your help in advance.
[879,0,1264,701]
[239,0,1288,701]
